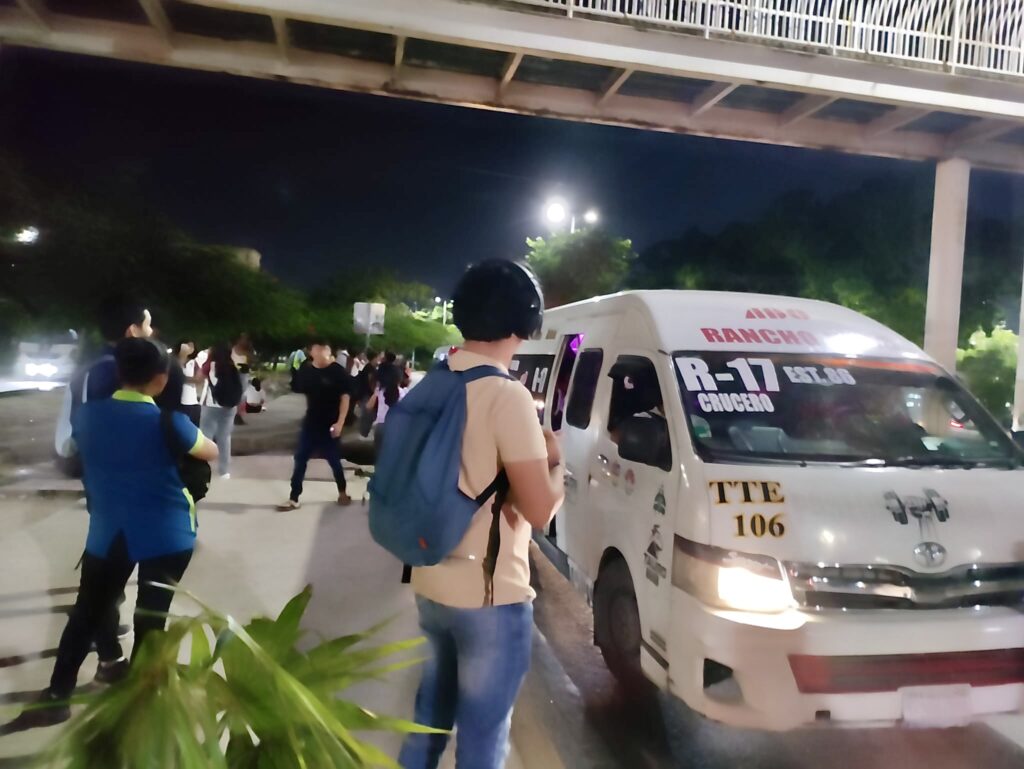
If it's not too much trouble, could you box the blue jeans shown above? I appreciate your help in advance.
[199,405,236,476]
[399,597,533,769]
[289,423,346,502]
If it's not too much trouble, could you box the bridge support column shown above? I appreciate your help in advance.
[1013,263,1024,431]
[924,158,971,372]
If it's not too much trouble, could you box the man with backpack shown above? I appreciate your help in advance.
[16,338,219,728]
[53,296,156,685]
[369,260,564,769]
[277,337,354,510]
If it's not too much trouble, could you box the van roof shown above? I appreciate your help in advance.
[544,290,928,361]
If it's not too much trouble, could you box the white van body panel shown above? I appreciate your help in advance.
[518,290,1024,730]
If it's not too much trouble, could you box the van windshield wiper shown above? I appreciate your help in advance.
[867,456,1021,469]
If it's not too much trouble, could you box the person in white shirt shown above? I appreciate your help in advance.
[174,341,203,426]
[244,377,267,414]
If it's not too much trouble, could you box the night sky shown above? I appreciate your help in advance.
[1,46,1022,295]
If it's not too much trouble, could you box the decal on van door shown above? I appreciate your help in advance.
[709,481,787,539]
[645,524,667,585]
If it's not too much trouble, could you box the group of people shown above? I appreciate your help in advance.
[23,260,565,769]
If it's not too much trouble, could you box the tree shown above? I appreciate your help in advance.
[628,178,1021,348]
[958,327,1018,425]
[526,230,636,307]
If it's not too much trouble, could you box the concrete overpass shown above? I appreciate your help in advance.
[3,0,1024,418]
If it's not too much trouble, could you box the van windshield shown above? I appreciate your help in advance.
[674,352,1023,468]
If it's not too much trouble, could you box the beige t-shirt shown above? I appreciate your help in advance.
[411,350,548,609]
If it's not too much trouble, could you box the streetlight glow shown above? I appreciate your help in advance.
[15,226,39,245]
[583,209,599,225]
[434,296,442,303]
[544,199,568,225]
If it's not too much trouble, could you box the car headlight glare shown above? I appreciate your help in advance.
[676,537,796,613]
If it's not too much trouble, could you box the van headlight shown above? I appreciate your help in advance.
[25,362,58,378]
[676,538,796,613]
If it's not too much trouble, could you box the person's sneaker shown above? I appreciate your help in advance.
[5,691,71,731]
[277,499,301,511]
[219,473,231,480]
[337,492,353,507]
[94,657,130,685]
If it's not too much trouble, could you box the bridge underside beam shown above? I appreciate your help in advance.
[2,10,1023,173]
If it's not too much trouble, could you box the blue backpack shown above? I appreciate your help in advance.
[368,362,513,571]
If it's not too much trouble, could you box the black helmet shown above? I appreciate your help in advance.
[452,260,544,342]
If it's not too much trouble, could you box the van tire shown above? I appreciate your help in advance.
[594,558,646,693]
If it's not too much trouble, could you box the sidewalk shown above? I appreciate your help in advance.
[0,455,530,768]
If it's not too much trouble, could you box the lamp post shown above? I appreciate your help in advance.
[544,199,599,233]
[434,296,451,325]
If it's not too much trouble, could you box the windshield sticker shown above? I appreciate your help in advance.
[700,327,819,346]
[698,392,775,414]
[745,308,810,320]
[783,365,856,386]
[677,357,781,393]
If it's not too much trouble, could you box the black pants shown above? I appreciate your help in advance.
[289,423,346,502]
[182,404,202,427]
[49,533,192,698]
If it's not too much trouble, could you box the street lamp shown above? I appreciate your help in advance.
[15,226,39,245]
[543,198,598,233]
[434,296,451,325]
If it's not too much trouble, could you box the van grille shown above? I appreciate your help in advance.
[786,562,1024,610]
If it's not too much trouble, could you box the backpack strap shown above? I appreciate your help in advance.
[160,410,187,459]
[482,470,511,607]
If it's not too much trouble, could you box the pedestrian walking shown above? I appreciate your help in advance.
[53,296,157,680]
[232,333,254,426]
[277,338,354,511]
[392,260,565,769]
[367,376,408,456]
[15,338,218,729]
[199,344,243,479]
[355,349,383,437]
[172,340,203,426]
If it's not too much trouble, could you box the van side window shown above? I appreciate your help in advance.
[510,353,555,423]
[566,350,604,430]
[550,333,583,431]
[608,356,672,470]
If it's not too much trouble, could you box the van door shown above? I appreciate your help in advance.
[592,353,677,685]
[558,348,605,585]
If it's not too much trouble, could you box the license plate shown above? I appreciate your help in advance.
[900,684,972,728]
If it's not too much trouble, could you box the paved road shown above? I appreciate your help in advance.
[0,390,373,475]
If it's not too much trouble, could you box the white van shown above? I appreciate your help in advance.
[512,290,1024,731]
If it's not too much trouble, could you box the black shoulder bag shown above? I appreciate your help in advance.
[161,410,212,504]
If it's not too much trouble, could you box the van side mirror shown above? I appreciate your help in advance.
[618,415,672,471]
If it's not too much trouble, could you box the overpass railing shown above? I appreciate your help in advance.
[504,1,1024,78]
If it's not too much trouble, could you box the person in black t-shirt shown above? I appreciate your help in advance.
[278,338,353,510]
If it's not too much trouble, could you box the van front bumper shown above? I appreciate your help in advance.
[669,592,1024,730]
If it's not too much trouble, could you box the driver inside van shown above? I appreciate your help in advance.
[609,368,665,445]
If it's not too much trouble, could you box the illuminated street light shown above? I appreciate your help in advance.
[435,296,451,325]
[544,199,568,225]
[543,198,599,233]
[15,226,39,245]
